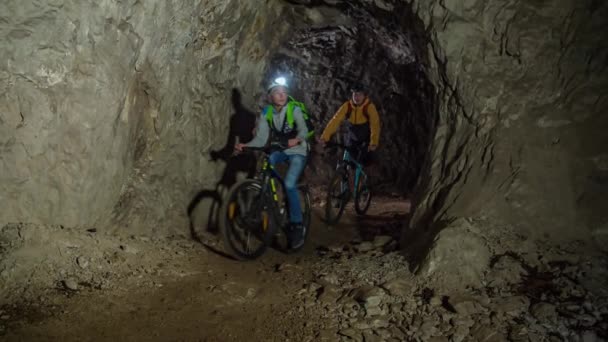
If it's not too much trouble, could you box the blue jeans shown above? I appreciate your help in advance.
[268,151,306,224]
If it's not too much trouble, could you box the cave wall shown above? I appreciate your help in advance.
[0,0,291,234]
[409,0,608,241]
[274,0,608,243]
[2,0,606,242]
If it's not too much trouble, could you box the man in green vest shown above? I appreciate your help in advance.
[234,78,309,250]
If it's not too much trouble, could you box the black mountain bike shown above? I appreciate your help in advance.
[220,143,311,260]
[324,141,372,224]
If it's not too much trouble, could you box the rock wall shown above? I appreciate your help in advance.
[409,0,608,242]
[0,0,290,234]
[2,0,606,243]
[267,0,608,246]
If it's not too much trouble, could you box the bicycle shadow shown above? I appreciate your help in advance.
[187,88,257,259]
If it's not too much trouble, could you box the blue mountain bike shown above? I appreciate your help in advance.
[324,142,372,224]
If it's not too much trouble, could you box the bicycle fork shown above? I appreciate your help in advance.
[343,165,363,198]
[353,166,364,197]
[258,163,287,234]
[252,178,276,233]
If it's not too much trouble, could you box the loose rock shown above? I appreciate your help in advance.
[76,256,89,269]
[381,278,412,297]
[372,236,393,248]
[530,302,558,323]
[63,278,79,291]
[354,242,375,253]
[338,328,362,342]
[353,286,386,308]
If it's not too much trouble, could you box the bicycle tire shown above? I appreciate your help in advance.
[299,185,312,231]
[324,172,348,225]
[220,179,276,260]
[354,173,372,215]
[288,185,312,252]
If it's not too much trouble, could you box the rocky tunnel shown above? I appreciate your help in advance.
[263,1,437,195]
[3,0,606,246]
[1,0,608,319]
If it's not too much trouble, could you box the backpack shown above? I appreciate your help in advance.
[264,96,315,141]
[344,101,372,144]
[345,101,371,121]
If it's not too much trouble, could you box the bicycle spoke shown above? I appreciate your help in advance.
[237,191,248,217]
[355,172,372,215]
[245,232,252,254]
[325,173,347,224]
[221,179,271,260]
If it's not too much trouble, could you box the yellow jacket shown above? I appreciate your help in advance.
[321,97,381,146]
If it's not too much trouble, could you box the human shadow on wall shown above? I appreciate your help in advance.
[187,88,257,258]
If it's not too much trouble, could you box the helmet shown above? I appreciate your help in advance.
[350,82,366,93]
[267,77,288,94]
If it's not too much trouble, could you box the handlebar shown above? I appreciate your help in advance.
[238,142,289,155]
[323,141,348,149]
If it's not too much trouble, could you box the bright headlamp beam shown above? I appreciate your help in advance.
[274,77,287,86]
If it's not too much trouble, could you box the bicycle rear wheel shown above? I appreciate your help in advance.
[274,184,312,252]
[291,185,312,252]
[354,172,372,215]
[324,171,349,225]
[220,179,275,260]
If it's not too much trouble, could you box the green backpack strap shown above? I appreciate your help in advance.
[269,97,315,141]
[286,102,296,128]
[264,106,274,127]
[265,102,298,128]
[289,97,315,140]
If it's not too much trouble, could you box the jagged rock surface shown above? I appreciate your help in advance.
[0,0,291,234]
[1,0,606,250]
[267,2,436,192]
[286,224,608,341]
[408,0,608,246]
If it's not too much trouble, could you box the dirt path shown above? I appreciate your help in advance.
[3,198,608,341]
[3,198,410,342]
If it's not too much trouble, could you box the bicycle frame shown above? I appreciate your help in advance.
[223,144,311,259]
[338,148,366,198]
[256,156,287,222]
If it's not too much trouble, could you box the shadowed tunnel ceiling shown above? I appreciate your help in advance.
[265,1,436,194]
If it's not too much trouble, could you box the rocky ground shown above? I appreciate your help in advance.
[285,231,608,342]
[1,196,607,341]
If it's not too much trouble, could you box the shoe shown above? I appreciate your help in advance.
[288,223,306,250]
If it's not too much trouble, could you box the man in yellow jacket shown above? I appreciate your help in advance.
[319,83,381,164]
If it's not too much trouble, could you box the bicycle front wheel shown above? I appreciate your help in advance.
[274,184,312,252]
[324,172,348,225]
[354,172,372,215]
[220,179,275,260]
[289,185,312,252]
[299,185,312,231]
